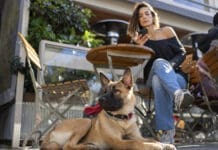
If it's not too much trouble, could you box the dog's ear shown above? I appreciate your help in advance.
[99,72,110,87]
[122,68,133,88]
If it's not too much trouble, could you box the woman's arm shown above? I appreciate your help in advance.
[164,26,186,69]
[131,31,149,46]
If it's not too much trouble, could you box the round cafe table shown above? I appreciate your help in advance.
[86,43,155,80]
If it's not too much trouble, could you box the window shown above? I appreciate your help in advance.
[174,0,209,11]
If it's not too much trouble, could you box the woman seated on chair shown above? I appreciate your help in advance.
[127,2,194,144]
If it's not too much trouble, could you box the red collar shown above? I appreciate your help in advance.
[106,111,133,120]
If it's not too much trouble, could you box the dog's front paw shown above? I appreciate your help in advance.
[161,143,177,150]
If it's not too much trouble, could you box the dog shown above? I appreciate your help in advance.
[41,68,176,150]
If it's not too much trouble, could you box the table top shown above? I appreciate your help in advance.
[86,43,155,68]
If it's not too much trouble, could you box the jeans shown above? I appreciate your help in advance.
[145,58,187,130]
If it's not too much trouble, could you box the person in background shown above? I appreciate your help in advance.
[127,2,194,144]
[198,12,218,53]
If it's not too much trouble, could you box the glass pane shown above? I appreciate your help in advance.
[41,43,95,84]
[174,0,205,10]
[43,66,95,84]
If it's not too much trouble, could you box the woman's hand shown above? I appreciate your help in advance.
[132,32,149,46]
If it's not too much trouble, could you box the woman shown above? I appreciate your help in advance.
[127,2,194,144]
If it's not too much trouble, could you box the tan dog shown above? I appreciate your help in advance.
[41,68,176,150]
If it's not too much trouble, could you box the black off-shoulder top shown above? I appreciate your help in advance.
[143,36,187,82]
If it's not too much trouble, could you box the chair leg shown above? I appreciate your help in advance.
[199,81,215,114]
[135,106,157,140]
[176,105,218,144]
[22,88,82,148]
[176,109,195,143]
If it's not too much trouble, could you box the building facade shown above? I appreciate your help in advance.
[74,0,218,39]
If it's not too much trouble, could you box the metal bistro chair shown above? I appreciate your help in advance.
[178,46,218,143]
[135,48,218,144]
[18,32,89,147]
[134,86,157,140]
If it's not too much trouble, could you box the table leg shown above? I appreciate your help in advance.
[132,59,149,81]
[107,54,119,80]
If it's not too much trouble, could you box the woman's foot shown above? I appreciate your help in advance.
[174,89,194,111]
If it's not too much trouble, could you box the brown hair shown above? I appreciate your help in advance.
[127,2,160,37]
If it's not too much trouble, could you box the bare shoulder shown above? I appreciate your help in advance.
[161,26,176,38]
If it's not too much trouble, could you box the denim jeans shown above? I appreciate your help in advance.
[145,58,187,130]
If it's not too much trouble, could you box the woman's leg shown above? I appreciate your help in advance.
[146,59,188,143]
[152,73,187,130]
[152,73,187,144]
[146,58,192,111]
[152,75,174,130]
[146,58,182,96]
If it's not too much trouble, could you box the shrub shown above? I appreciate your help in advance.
[28,0,103,49]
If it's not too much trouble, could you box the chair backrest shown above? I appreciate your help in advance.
[18,32,42,95]
[181,54,201,84]
[182,49,218,113]
[18,32,90,105]
[18,32,41,70]
[41,79,89,104]
[202,46,218,79]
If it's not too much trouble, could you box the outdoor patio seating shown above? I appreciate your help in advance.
[173,45,218,143]
[134,44,218,144]
[181,52,218,112]
[17,32,90,148]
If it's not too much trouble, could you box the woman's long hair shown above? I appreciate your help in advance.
[127,2,160,37]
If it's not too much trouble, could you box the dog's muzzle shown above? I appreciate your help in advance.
[98,93,123,111]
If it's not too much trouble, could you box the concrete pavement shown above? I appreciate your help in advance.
[176,142,218,150]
